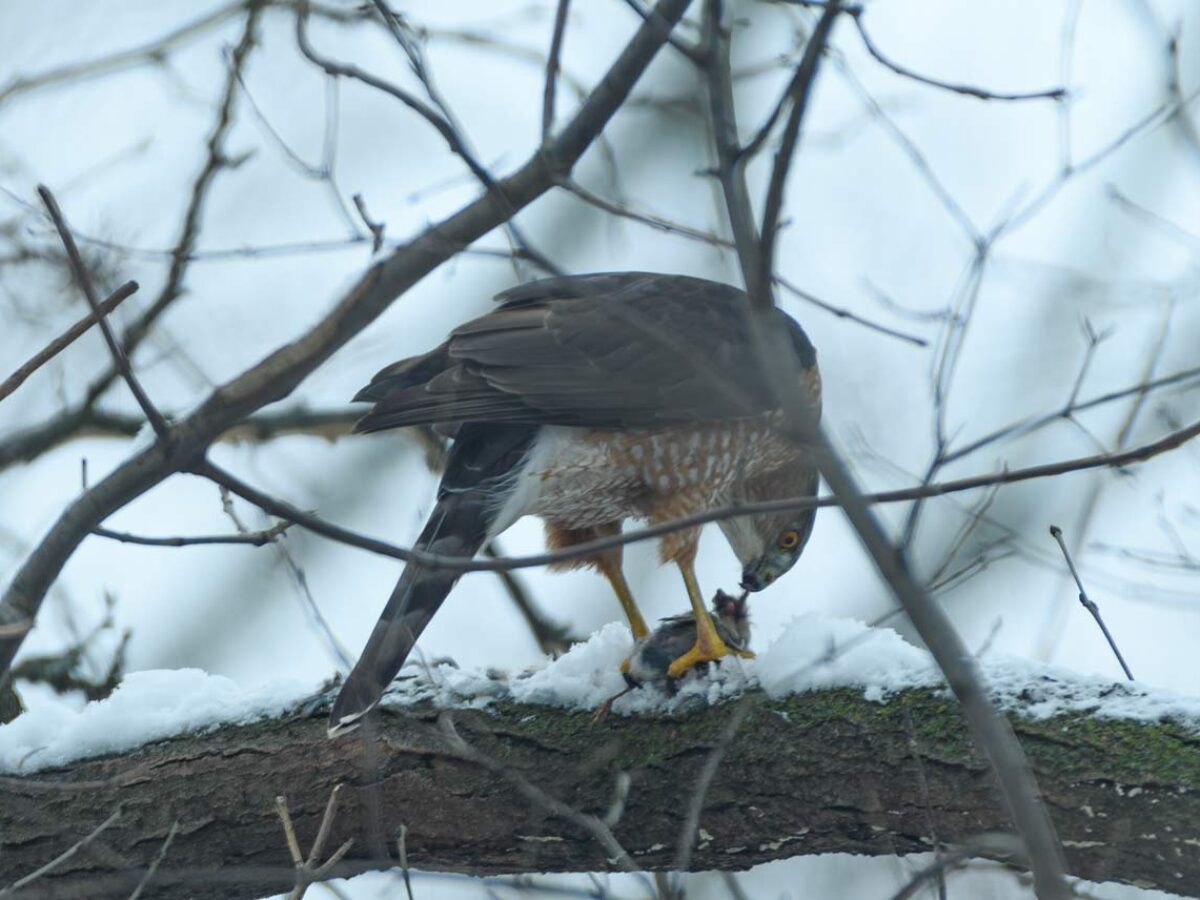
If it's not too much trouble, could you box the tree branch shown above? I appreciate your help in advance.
[702,0,1070,893]
[1,687,1195,899]
[0,0,693,689]
[37,187,169,439]
[188,414,1200,577]
[0,280,138,406]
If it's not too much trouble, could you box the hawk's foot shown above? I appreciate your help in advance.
[667,632,736,679]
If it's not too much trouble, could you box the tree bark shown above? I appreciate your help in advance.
[1,687,1197,899]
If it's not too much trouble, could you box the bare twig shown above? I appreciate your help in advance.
[1048,526,1134,681]
[888,834,1025,900]
[0,0,694,692]
[0,806,122,897]
[275,785,355,900]
[127,820,180,900]
[542,0,572,139]
[673,696,754,874]
[37,187,169,438]
[0,1,245,105]
[351,194,385,253]
[437,713,639,873]
[757,1,842,300]
[941,361,1200,466]
[557,176,927,345]
[91,520,291,548]
[850,14,1065,102]
[322,0,561,277]
[396,824,414,900]
[196,415,1200,575]
[0,279,138,405]
[483,542,575,656]
[89,0,264,405]
[703,0,765,298]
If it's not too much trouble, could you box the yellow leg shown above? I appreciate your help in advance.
[667,559,753,679]
[599,556,649,640]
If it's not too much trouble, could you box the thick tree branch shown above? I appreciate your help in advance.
[0,688,1195,899]
[0,0,693,677]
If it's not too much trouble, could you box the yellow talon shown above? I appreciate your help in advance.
[665,555,749,679]
[666,625,736,679]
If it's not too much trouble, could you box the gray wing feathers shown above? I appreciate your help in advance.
[353,273,814,433]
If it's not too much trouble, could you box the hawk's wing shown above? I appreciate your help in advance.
[354,273,817,433]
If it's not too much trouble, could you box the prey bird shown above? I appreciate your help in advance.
[330,272,821,733]
[595,589,752,720]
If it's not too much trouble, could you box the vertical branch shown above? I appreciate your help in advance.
[37,188,169,439]
[542,0,572,140]
[700,2,1071,896]
[703,0,765,301]
[756,1,840,304]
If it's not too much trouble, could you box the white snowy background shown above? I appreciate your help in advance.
[2,0,1199,898]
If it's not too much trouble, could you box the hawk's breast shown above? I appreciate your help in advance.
[490,421,801,533]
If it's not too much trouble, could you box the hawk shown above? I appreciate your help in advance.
[330,272,821,732]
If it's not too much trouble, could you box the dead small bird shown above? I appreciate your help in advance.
[596,590,751,719]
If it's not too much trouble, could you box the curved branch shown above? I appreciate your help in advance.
[0,0,694,684]
[195,401,1200,578]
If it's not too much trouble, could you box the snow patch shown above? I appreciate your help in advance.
[756,613,937,701]
[0,669,314,773]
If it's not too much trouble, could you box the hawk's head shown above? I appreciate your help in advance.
[720,508,815,592]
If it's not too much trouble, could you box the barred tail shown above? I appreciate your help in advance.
[328,492,490,735]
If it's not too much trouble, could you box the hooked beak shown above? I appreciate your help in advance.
[740,569,775,592]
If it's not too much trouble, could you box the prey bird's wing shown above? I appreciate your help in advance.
[354,273,817,433]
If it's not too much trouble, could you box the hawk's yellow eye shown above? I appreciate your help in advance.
[778,530,800,551]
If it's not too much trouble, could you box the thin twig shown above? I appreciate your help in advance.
[557,175,927,345]
[126,820,179,900]
[888,834,1025,900]
[396,824,415,900]
[437,712,639,873]
[85,0,264,412]
[1048,526,1134,680]
[276,795,305,866]
[194,397,1200,577]
[757,0,842,301]
[351,194,385,253]
[542,0,572,139]
[483,541,575,655]
[0,1,246,104]
[37,187,169,438]
[851,14,1065,102]
[0,806,122,897]
[0,280,138,405]
[673,696,754,874]
[91,520,291,548]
